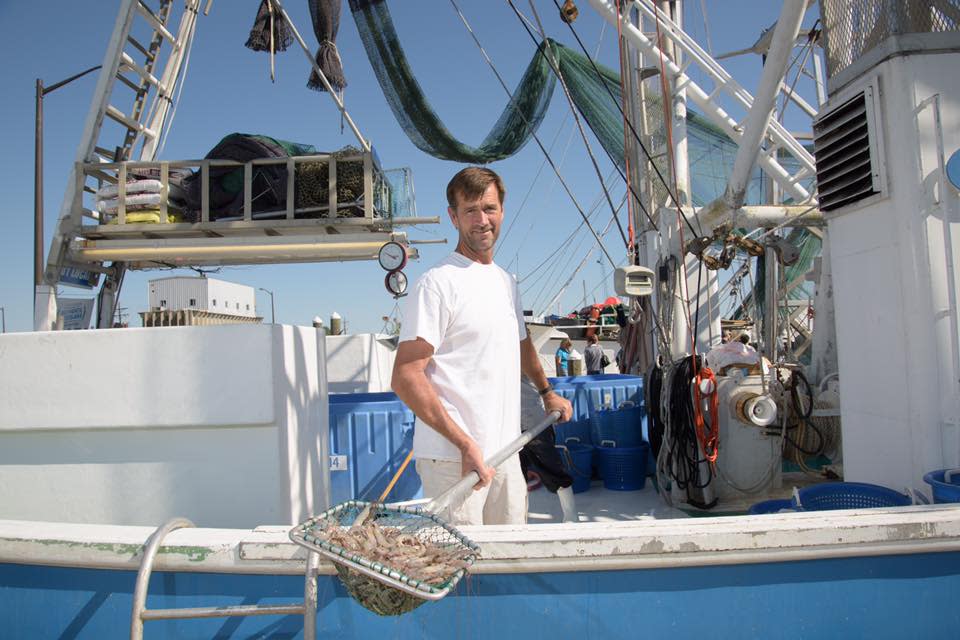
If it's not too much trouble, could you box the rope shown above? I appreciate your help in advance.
[614,0,637,260]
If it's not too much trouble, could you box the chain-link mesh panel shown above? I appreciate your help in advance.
[637,74,671,225]
[384,167,416,218]
[821,0,960,78]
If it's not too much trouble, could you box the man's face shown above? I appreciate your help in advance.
[448,183,503,262]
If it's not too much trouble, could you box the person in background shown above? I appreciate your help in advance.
[555,338,573,377]
[584,334,604,375]
[392,166,572,527]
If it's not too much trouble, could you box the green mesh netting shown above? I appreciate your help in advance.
[349,0,557,162]
[348,0,651,164]
[349,0,763,191]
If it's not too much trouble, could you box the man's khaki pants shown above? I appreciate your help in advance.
[415,454,527,526]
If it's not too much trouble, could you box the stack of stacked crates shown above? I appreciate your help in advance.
[548,374,647,491]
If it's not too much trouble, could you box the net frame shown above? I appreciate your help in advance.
[289,500,481,611]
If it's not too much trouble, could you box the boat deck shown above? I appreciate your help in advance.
[526,472,827,523]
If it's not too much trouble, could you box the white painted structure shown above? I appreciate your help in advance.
[325,333,397,394]
[148,276,258,318]
[3,505,959,576]
[823,44,960,488]
[714,375,782,500]
[0,324,329,528]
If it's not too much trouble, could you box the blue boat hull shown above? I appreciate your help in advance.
[4,552,959,638]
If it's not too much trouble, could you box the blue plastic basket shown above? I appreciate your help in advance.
[597,440,649,491]
[748,499,797,514]
[557,441,594,494]
[793,482,912,511]
[555,419,592,446]
[923,469,960,504]
[591,407,644,447]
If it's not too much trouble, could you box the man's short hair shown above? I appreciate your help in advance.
[446,166,505,208]
[588,334,599,344]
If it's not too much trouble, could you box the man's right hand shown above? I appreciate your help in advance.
[460,442,495,490]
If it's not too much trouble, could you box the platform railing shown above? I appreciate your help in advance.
[73,150,393,232]
[130,517,320,640]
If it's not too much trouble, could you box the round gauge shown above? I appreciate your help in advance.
[947,149,960,191]
[385,270,408,297]
[378,241,407,272]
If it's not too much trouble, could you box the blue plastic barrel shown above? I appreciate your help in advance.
[793,482,911,511]
[557,442,594,493]
[591,407,644,447]
[597,441,649,491]
[548,374,645,433]
[555,418,591,445]
[923,469,960,503]
[328,392,421,504]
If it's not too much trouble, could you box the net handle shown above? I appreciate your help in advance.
[427,411,561,516]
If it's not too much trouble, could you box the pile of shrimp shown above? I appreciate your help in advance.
[318,518,471,585]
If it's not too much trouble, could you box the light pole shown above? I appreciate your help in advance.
[35,65,101,309]
[259,288,275,324]
[0,307,5,333]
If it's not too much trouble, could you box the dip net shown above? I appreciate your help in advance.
[290,500,480,616]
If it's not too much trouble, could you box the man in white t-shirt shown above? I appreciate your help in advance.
[391,166,573,526]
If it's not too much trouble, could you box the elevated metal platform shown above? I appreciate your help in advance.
[59,154,434,269]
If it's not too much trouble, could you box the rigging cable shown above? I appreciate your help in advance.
[650,0,697,359]
[508,0,660,237]
[498,116,577,255]
[518,167,621,289]
[449,0,618,268]
[527,204,614,314]
[613,0,637,260]
[550,0,702,238]
[500,19,609,258]
[536,194,627,316]
[518,0,630,250]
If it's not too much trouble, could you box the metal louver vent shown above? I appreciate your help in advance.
[813,90,881,211]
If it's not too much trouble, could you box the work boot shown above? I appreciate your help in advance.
[557,486,579,523]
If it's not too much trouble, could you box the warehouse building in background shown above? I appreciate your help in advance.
[141,276,262,327]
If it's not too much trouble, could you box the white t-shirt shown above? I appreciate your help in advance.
[399,252,528,461]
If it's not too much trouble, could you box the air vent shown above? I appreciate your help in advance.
[813,90,882,211]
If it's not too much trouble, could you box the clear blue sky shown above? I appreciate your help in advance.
[0,1,818,333]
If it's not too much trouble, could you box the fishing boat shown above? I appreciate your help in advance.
[2,0,960,637]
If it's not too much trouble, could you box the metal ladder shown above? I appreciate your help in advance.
[130,517,320,640]
[588,0,818,205]
[44,0,201,327]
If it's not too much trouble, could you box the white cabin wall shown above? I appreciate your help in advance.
[828,52,960,490]
[0,324,329,528]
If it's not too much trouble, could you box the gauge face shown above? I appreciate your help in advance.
[378,241,407,272]
[948,149,960,191]
[385,270,408,297]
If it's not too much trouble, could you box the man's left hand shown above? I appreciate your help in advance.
[543,392,573,423]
